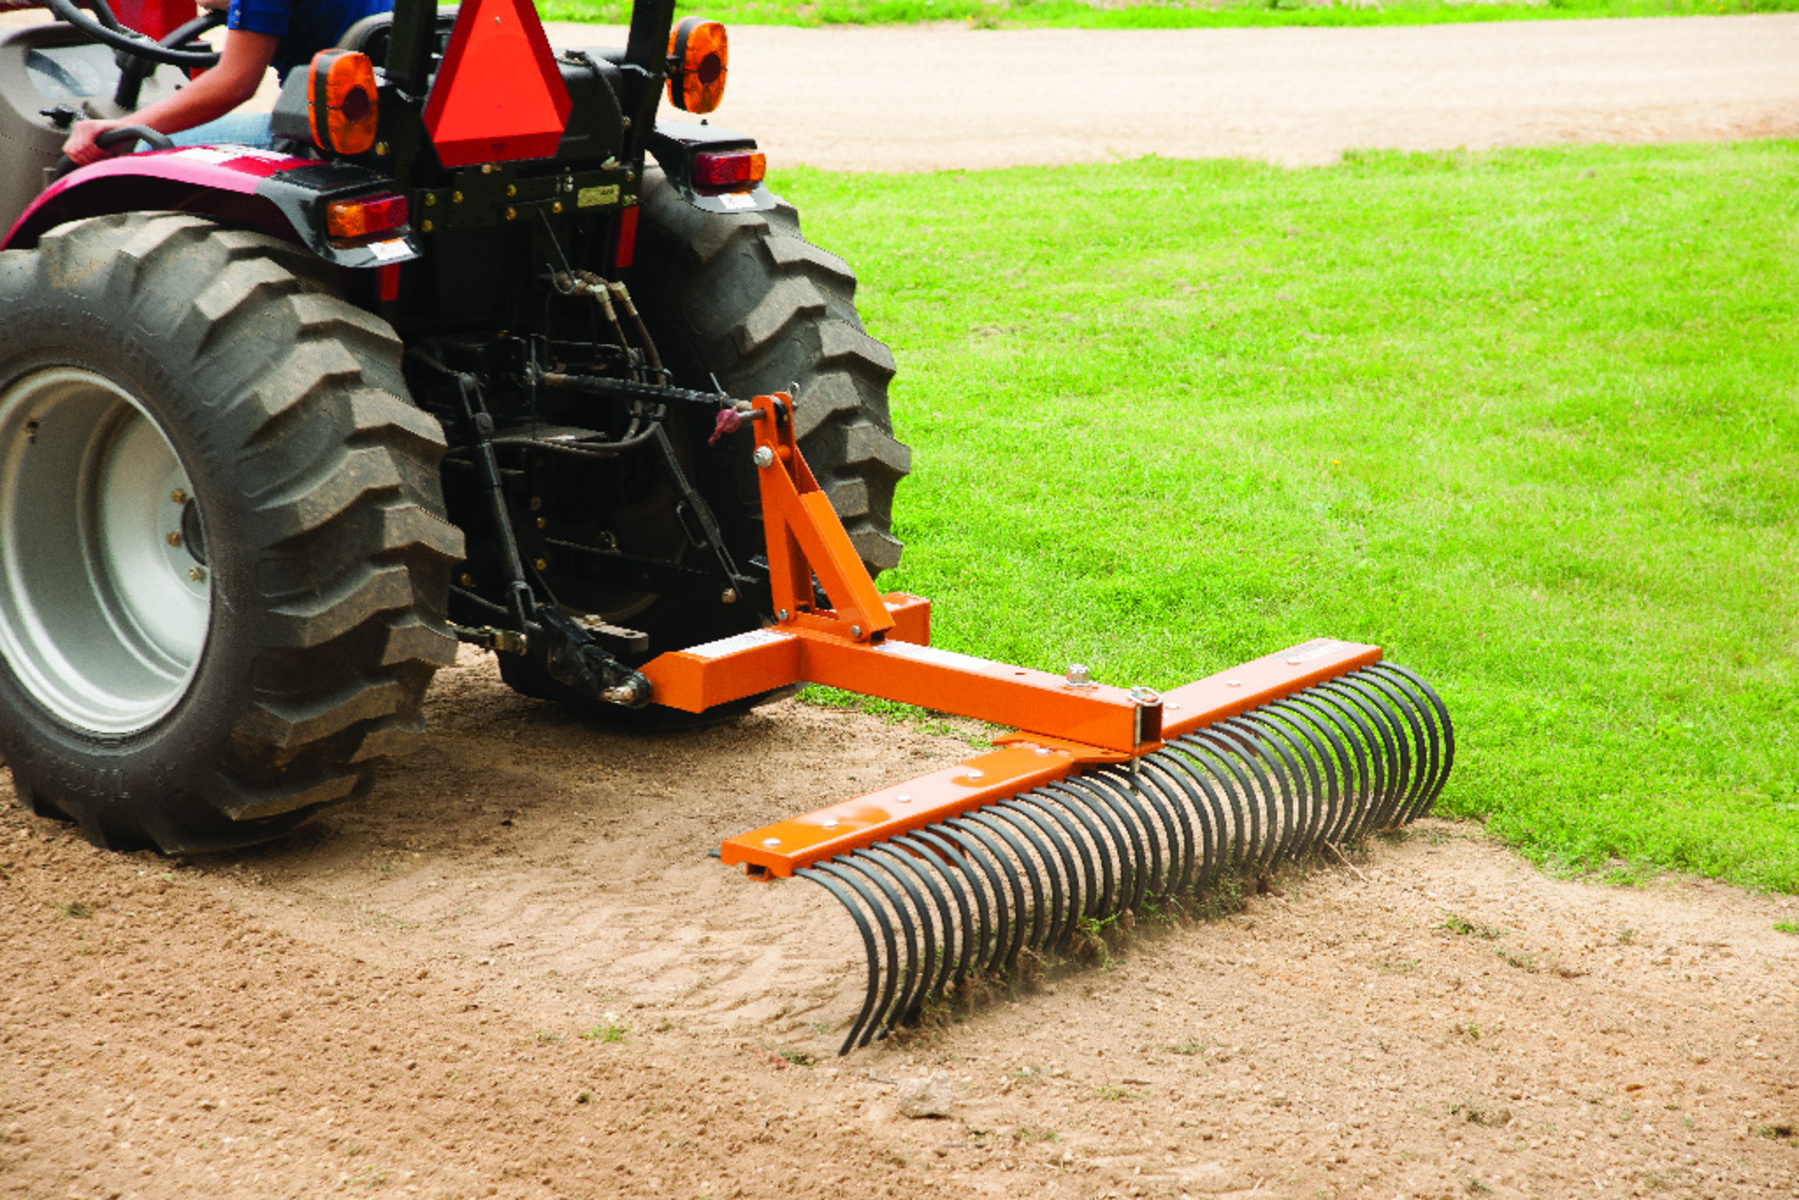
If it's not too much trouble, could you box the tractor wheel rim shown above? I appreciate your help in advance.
[0,368,211,736]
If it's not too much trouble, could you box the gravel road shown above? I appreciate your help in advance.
[543,14,1799,170]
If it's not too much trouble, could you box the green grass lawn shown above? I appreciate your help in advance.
[542,0,1799,30]
[772,141,1799,893]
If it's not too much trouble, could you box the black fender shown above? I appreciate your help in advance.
[647,119,777,216]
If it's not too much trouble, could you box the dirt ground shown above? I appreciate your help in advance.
[5,650,1797,1200]
[4,14,1799,1200]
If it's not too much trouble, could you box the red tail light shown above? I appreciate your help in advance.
[692,150,765,194]
[326,192,409,243]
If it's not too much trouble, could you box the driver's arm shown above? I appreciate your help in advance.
[62,25,279,165]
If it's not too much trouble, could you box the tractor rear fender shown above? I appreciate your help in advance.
[1,148,419,269]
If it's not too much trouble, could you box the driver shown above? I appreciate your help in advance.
[62,0,392,165]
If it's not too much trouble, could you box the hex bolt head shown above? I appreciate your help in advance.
[762,837,781,848]
[776,608,790,622]
[169,488,186,505]
[753,446,775,469]
[1065,663,1093,688]
[188,566,206,583]
[851,625,863,639]
[721,588,738,604]
[165,531,181,547]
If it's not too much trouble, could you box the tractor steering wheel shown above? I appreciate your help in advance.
[46,0,224,70]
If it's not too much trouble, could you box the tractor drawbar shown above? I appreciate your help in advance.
[638,393,1455,1054]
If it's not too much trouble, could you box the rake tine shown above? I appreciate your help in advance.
[1295,686,1381,845]
[894,831,975,994]
[1170,732,1259,877]
[1136,755,1203,897]
[865,841,958,1018]
[1262,698,1341,862]
[1236,708,1326,863]
[988,801,1074,950]
[947,816,1031,972]
[851,847,936,1029]
[798,865,885,1054]
[1115,758,1187,902]
[822,858,907,1045]
[933,823,1013,975]
[1004,795,1095,943]
[1062,772,1152,918]
[1040,781,1122,919]
[963,810,1050,961]
[1347,669,1430,828]
[1217,716,1304,870]
[1321,675,1404,832]
[1369,662,1455,821]
[907,827,989,988]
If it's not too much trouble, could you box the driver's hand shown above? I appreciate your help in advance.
[63,119,128,167]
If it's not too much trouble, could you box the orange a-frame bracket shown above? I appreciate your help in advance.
[635,393,1383,879]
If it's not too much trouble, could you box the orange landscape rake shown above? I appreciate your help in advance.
[644,395,1454,1052]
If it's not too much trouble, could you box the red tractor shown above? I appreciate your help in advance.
[0,0,907,850]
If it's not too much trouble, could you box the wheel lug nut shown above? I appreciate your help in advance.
[170,488,187,505]
[165,532,182,547]
[188,567,206,583]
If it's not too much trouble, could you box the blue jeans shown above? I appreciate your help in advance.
[168,111,276,151]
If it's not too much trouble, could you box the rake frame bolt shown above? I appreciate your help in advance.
[753,446,775,468]
[762,837,781,848]
[1065,663,1094,689]
[896,793,913,804]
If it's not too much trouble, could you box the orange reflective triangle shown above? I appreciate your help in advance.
[422,0,572,168]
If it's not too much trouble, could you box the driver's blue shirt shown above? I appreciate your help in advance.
[227,0,394,81]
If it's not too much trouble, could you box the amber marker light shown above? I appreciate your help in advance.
[325,192,409,244]
[308,49,380,156]
[666,17,727,114]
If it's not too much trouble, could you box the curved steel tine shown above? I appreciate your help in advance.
[948,815,1031,973]
[971,813,1050,964]
[868,839,960,1011]
[1063,772,1153,917]
[1262,698,1340,861]
[1235,707,1324,863]
[1134,754,1202,897]
[1368,662,1455,819]
[935,821,1017,976]
[1149,744,1226,894]
[1111,758,1187,903]
[1365,663,1439,824]
[988,801,1075,951]
[1347,669,1416,829]
[1286,687,1377,846]
[1041,781,1123,919]
[1218,715,1305,869]
[806,862,893,1052]
[1182,728,1272,876]
[1167,735,1255,879]
[1317,677,1402,834]
[1005,795,1095,945]
[855,846,940,1027]
[835,855,917,1042]
[907,828,987,990]
[1345,668,1428,828]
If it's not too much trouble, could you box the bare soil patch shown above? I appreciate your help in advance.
[4,651,1797,1199]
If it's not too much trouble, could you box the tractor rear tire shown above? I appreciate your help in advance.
[631,172,909,575]
[496,175,909,720]
[0,214,462,852]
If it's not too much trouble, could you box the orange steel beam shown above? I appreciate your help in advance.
[721,637,1386,879]
[635,393,1390,877]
